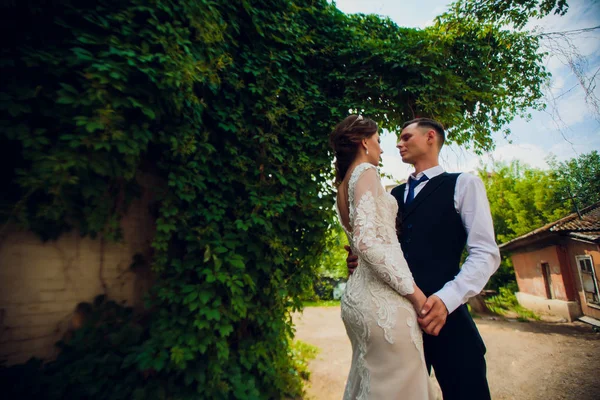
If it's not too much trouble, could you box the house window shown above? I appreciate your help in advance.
[576,255,600,306]
[541,263,553,299]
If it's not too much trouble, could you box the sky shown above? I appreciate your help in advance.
[331,0,600,184]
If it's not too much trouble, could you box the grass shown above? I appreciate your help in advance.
[484,287,540,321]
[302,299,341,307]
[290,340,320,381]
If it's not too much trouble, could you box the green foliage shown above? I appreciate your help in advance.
[289,340,320,381]
[480,161,570,244]
[0,297,156,400]
[0,0,562,398]
[302,300,341,307]
[0,299,319,400]
[485,286,540,321]
[47,298,152,400]
[301,224,348,301]
[442,0,569,29]
[487,257,517,292]
[480,160,570,290]
[318,225,350,280]
[429,6,552,150]
[548,150,600,210]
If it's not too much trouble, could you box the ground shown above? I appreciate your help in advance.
[294,307,600,400]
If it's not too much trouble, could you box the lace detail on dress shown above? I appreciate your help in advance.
[341,287,371,400]
[338,163,426,399]
[407,313,426,364]
[350,165,415,298]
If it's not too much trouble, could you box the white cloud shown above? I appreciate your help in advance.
[467,143,551,171]
[547,126,600,159]
[439,142,554,173]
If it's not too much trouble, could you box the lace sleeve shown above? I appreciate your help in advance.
[352,167,415,296]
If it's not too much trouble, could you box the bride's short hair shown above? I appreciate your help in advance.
[329,115,378,186]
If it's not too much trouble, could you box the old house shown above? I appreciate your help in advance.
[499,202,600,322]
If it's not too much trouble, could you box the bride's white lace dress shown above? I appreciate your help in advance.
[336,163,435,400]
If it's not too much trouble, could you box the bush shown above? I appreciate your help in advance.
[0,296,155,400]
[486,258,517,292]
[289,340,320,381]
[485,286,539,321]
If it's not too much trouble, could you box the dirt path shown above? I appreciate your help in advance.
[294,307,600,400]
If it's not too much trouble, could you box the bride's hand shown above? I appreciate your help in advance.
[406,285,427,316]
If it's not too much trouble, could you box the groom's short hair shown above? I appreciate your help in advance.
[402,118,445,149]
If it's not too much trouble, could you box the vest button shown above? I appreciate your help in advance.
[407,224,413,229]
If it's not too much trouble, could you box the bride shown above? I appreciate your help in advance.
[330,115,435,399]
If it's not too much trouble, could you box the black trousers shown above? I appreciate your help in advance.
[423,304,491,400]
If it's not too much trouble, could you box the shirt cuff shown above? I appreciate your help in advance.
[433,286,463,314]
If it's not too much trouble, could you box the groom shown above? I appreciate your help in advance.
[346,118,500,400]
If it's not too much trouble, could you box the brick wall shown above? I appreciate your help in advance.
[0,175,158,365]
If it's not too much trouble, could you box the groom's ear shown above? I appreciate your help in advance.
[426,129,436,143]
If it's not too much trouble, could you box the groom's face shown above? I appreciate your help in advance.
[397,123,429,164]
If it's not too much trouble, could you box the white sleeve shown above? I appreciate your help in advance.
[352,167,415,296]
[434,173,501,313]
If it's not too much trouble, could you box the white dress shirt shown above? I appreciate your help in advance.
[403,165,501,314]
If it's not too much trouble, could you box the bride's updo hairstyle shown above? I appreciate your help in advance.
[329,114,378,186]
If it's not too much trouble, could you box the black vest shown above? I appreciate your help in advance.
[390,173,467,296]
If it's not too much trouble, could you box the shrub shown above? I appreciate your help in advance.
[0,296,155,400]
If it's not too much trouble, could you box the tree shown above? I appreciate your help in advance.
[439,0,569,29]
[0,0,568,398]
[548,150,600,210]
[303,224,349,301]
[480,161,570,290]
[480,161,570,243]
[443,1,600,134]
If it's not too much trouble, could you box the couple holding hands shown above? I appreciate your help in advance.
[330,115,500,399]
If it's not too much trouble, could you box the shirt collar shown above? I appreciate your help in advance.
[410,165,445,181]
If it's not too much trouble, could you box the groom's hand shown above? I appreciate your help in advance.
[345,245,358,276]
[417,295,448,336]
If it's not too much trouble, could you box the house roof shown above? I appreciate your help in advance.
[499,202,600,250]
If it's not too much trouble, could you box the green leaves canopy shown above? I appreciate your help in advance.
[548,150,600,210]
[440,0,569,29]
[480,161,570,244]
